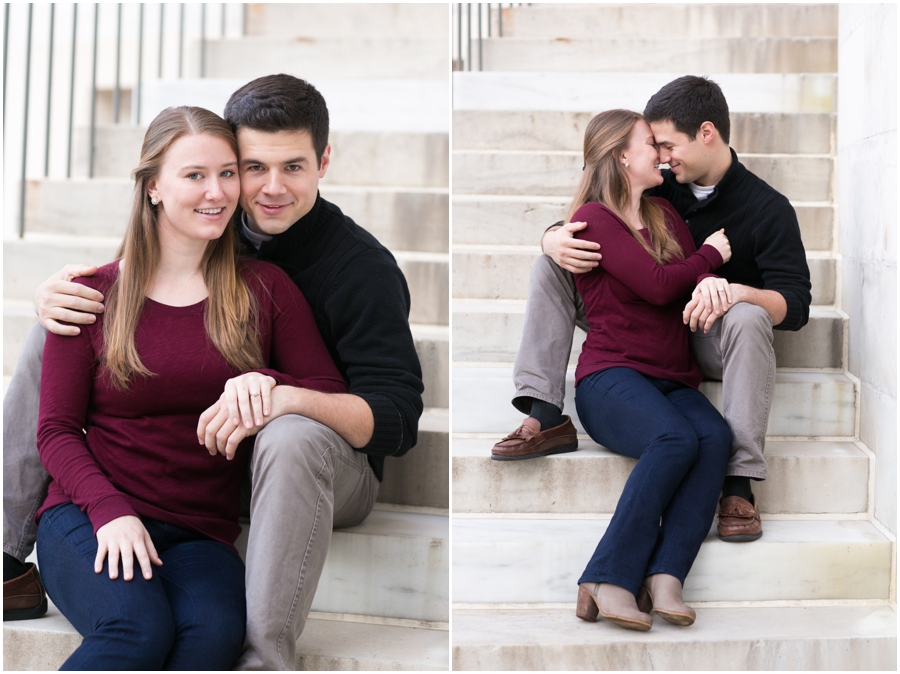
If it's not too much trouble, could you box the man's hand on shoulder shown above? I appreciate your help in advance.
[35,264,104,336]
[541,222,602,274]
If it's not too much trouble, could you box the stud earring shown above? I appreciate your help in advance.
[625,162,629,168]
[150,196,160,206]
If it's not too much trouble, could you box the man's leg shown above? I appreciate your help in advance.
[690,302,775,541]
[236,415,379,671]
[493,256,585,461]
[3,323,51,620]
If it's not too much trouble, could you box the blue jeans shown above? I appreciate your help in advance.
[36,502,246,671]
[575,367,732,595]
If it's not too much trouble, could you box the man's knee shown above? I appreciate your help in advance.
[252,415,344,476]
[721,303,773,342]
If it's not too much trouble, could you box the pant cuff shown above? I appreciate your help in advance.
[726,468,767,480]
[512,391,564,416]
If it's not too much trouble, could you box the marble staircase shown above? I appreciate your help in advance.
[451,3,896,670]
[3,3,449,669]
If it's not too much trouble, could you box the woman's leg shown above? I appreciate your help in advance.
[36,503,175,670]
[155,529,246,671]
[574,368,702,595]
[645,386,732,582]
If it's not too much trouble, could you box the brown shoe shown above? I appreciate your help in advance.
[3,562,48,621]
[491,416,577,461]
[717,494,763,542]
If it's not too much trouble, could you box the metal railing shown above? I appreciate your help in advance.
[453,4,527,72]
[2,3,246,237]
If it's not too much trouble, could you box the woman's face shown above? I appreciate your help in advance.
[147,133,240,245]
[622,119,663,192]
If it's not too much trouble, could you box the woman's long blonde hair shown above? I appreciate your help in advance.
[103,106,263,390]
[565,109,683,265]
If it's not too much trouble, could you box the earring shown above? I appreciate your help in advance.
[150,196,159,206]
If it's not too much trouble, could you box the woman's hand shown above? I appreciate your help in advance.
[95,515,163,581]
[703,229,732,263]
[683,277,734,333]
[222,372,277,430]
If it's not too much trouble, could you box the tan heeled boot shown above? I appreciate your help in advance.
[641,574,696,626]
[576,582,652,631]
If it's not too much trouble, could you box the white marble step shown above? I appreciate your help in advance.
[453,72,837,114]
[453,149,833,202]
[2,234,448,326]
[72,125,449,188]
[246,3,449,39]
[379,408,449,511]
[498,4,838,40]
[452,438,867,515]
[452,366,857,438]
[453,302,844,370]
[452,605,896,670]
[452,194,833,252]
[452,519,891,604]
[452,246,836,306]
[453,110,836,155]
[4,603,449,671]
[25,179,448,253]
[475,37,836,74]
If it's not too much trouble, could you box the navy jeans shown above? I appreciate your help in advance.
[575,367,732,595]
[36,502,246,671]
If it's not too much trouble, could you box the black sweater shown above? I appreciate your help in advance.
[648,149,812,331]
[242,194,424,481]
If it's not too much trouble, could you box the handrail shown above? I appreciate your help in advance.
[453,3,527,72]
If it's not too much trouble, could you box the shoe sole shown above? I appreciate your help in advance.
[717,531,763,542]
[3,597,48,621]
[653,608,695,626]
[491,442,578,461]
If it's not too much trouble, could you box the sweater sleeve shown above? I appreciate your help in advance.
[323,249,424,457]
[750,195,812,331]
[37,325,138,534]
[574,202,723,305]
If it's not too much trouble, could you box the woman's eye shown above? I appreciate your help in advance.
[187,172,202,180]
[221,170,235,178]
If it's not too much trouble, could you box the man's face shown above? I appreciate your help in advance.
[237,128,330,235]
[650,119,714,186]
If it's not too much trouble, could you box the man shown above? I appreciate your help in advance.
[3,74,424,670]
[492,76,811,543]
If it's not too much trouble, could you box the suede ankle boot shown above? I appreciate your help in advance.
[576,582,652,631]
[642,573,695,626]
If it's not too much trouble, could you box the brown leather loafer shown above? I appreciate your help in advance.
[491,416,577,461]
[3,562,48,621]
[717,494,763,542]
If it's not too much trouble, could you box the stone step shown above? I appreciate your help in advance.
[452,150,833,202]
[452,438,867,515]
[452,605,896,670]
[4,603,449,671]
[476,37,836,74]
[25,179,448,253]
[204,37,447,81]
[411,325,449,409]
[453,72,837,114]
[72,125,449,188]
[246,3,449,39]
[452,519,891,603]
[452,366,857,438]
[2,235,448,326]
[451,195,833,252]
[453,111,836,155]
[453,302,844,370]
[498,4,838,40]
[452,246,836,306]
[378,408,448,511]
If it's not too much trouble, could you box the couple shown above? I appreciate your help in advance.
[491,77,811,629]
[3,75,424,669]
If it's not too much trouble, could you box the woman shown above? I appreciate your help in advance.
[569,110,734,631]
[34,107,346,669]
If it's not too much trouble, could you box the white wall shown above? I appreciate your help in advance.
[837,3,897,535]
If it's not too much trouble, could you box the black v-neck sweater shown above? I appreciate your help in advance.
[243,194,424,481]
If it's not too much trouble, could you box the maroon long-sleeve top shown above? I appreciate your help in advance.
[572,198,723,389]
[37,259,348,547]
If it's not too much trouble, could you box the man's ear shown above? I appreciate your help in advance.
[699,121,718,145]
[318,144,331,179]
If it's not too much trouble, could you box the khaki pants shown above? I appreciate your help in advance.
[512,255,774,479]
[2,322,379,671]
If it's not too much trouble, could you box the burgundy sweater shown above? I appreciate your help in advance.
[572,198,723,389]
[36,259,347,547]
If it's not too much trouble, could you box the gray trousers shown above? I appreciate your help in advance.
[3,322,379,671]
[513,255,774,479]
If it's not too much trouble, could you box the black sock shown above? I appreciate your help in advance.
[529,399,564,431]
[722,475,754,502]
[4,552,28,582]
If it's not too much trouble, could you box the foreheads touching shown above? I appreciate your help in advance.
[642,75,730,148]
